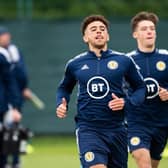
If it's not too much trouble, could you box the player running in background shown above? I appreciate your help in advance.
[127,11,168,168]
[56,14,146,168]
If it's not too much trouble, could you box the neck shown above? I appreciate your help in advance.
[89,45,107,57]
[138,44,155,53]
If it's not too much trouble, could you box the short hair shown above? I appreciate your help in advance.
[81,14,109,35]
[131,11,159,32]
[0,26,9,35]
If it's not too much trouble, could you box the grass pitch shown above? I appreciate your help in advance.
[21,135,168,168]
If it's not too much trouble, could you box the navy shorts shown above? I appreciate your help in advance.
[76,125,128,168]
[128,123,168,160]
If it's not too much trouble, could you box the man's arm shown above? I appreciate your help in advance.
[14,51,29,93]
[125,58,146,106]
[56,62,77,118]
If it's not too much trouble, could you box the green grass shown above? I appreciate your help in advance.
[21,136,168,168]
[22,136,80,168]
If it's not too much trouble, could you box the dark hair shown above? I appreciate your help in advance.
[0,26,9,35]
[81,14,109,35]
[131,11,159,32]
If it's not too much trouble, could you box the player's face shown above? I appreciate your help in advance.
[0,33,11,47]
[133,20,156,49]
[83,21,109,50]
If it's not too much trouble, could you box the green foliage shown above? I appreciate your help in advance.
[0,0,168,20]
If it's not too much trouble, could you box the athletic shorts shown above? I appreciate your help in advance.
[76,125,128,168]
[128,123,168,160]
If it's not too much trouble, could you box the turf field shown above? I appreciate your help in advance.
[22,136,168,168]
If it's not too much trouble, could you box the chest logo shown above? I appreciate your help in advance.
[107,60,118,70]
[144,77,159,99]
[156,61,166,71]
[81,64,89,70]
[87,76,109,99]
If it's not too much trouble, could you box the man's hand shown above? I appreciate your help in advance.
[56,98,67,118]
[159,87,168,101]
[23,88,33,99]
[108,93,125,111]
[12,109,22,122]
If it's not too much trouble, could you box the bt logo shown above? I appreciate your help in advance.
[87,76,109,99]
[144,77,159,99]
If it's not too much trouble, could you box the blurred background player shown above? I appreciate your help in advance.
[0,31,21,168]
[0,26,33,168]
[127,11,168,168]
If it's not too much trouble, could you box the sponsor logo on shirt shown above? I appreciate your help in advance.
[87,76,110,99]
[144,77,159,99]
